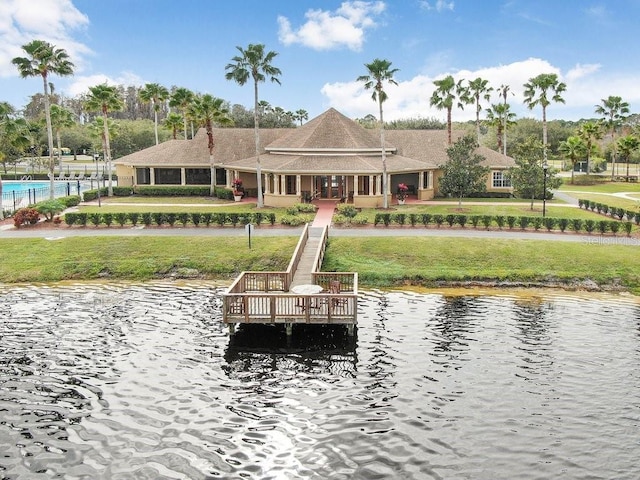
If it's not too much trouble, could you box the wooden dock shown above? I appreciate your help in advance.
[222,224,358,336]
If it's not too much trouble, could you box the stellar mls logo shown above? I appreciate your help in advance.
[583,236,640,246]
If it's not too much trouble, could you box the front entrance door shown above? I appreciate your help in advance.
[316,175,347,199]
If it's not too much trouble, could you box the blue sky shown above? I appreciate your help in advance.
[1,0,639,122]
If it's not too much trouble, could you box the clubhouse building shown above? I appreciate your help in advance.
[114,108,515,207]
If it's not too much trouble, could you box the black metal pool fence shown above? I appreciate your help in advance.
[0,180,92,216]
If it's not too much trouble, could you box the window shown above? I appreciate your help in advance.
[492,171,511,188]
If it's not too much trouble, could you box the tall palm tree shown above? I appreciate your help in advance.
[617,134,640,178]
[559,136,587,184]
[164,112,184,140]
[485,102,516,154]
[12,39,74,199]
[140,82,169,145]
[430,75,466,145]
[225,43,282,208]
[595,95,630,178]
[294,109,309,126]
[49,104,75,175]
[523,73,567,163]
[496,84,514,155]
[576,121,602,175]
[357,58,399,209]
[169,87,194,140]
[191,94,233,196]
[465,77,493,143]
[84,84,123,196]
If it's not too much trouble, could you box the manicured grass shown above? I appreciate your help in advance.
[323,236,640,293]
[0,236,296,283]
[559,181,640,194]
[572,193,640,211]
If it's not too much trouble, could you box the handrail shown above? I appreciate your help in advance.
[310,225,329,273]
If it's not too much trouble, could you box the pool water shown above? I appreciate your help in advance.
[1,283,639,479]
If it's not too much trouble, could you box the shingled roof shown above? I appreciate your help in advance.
[115,108,515,171]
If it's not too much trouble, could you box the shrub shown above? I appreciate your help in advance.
[421,213,432,227]
[239,213,252,226]
[178,213,190,227]
[570,218,583,233]
[201,212,213,226]
[128,212,140,226]
[152,212,164,226]
[609,221,620,235]
[35,199,66,221]
[433,214,444,227]
[142,212,153,226]
[626,210,636,222]
[228,213,240,226]
[13,207,40,227]
[102,213,113,227]
[532,217,543,230]
[89,213,102,226]
[578,199,586,209]
[336,204,357,218]
[332,214,348,225]
[165,213,177,226]
[470,215,480,228]
[134,185,209,197]
[253,212,264,226]
[445,214,456,227]
[281,214,312,226]
[409,213,419,226]
[295,202,317,214]
[481,215,492,229]
[588,201,597,211]
[82,188,108,202]
[558,218,569,232]
[506,216,516,229]
[268,213,276,226]
[495,215,505,229]
[601,204,609,215]
[77,212,88,226]
[584,219,596,233]
[114,213,128,226]
[191,212,202,226]
[543,217,556,231]
[614,208,625,220]
[394,213,406,225]
[597,220,608,234]
[456,215,468,228]
[374,213,383,226]
[375,213,391,226]
[518,216,530,230]
[64,213,77,226]
[624,222,633,236]
[595,203,603,214]
[351,214,369,225]
[60,195,81,207]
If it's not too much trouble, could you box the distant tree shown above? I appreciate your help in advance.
[169,87,195,139]
[558,135,587,184]
[12,39,74,198]
[595,95,630,178]
[163,112,183,140]
[464,77,493,143]
[357,58,399,209]
[386,117,445,130]
[576,121,603,174]
[507,136,561,209]
[523,73,567,164]
[49,104,75,174]
[225,43,282,208]
[140,83,169,145]
[496,85,514,154]
[430,75,466,144]
[84,84,123,195]
[191,94,233,196]
[485,103,516,154]
[294,109,308,125]
[438,135,490,207]
[617,134,640,177]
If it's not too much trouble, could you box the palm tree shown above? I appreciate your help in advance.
[225,43,282,208]
[430,75,466,145]
[496,85,514,155]
[12,39,74,199]
[576,121,602,175]
[191,94,233,196]
[49,104,75,175]
[84,84,123,196]
[465,77,493,143]
[140,82,169,145]
[559,136,587,184]
[164,112,184,140]
[617,134,640,178]
[357,58,399,209]
[523,73,567,163]
[595,96,630,178]
[294,109,309,126]
[485,102,516,154]
[169,87,194,140]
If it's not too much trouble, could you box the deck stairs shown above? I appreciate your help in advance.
[289,227,325,288]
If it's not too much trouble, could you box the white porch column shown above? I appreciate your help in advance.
[353,175,359,196]
[369,175,374,195]
[280,175,286,195]
[264,174,271,194]
[274,174,280,194]
[429,171,433,188]
[150,167,155,185]
[375,175,381,196]
[296,174,301,195]
[181,168,186,185]
[419,171,424,191]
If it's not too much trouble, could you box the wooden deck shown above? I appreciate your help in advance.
[222,224,358,336]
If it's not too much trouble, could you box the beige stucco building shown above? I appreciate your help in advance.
[115,108,515,207]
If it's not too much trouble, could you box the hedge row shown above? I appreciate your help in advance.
[373,213,635,235]
[82,187,134,201]
[578,199,640,224]
[63,211,277,227]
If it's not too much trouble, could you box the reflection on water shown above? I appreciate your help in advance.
[1,283,640,479]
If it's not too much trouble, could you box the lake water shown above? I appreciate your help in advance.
[1,283,639,479]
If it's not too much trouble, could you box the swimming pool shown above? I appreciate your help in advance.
[1,180,94,212]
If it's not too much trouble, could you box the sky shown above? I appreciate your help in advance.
[1,0,639,123]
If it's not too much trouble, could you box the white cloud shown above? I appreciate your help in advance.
[419,1,455,12]
[321,57,635,121]
[0,0,91,78]
[278,1,385,51]
[67,72,146,97]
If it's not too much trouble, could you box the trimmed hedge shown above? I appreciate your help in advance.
[578,198,640,224]
[63,211,278,228]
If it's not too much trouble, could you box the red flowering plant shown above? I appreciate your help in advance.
[232,178,244,196]
[396,183,409,201]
